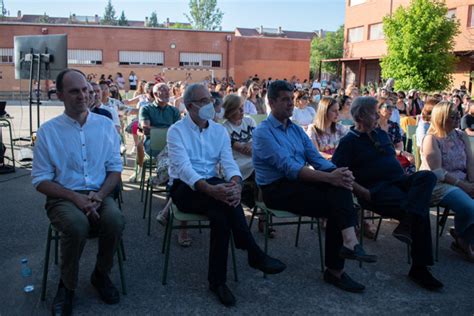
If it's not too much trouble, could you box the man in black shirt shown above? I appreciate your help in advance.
[461,100,474,137]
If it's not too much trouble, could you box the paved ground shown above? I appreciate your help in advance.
[0,102,473,315]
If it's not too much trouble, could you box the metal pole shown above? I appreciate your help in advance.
[318,60,322,82]
[36,54,42,132]
[28,51,34,137]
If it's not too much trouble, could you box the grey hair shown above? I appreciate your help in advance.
[351,96,378,123]
[152,82,168,94]
[183,83,206,107]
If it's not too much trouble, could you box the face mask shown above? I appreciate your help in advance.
[313,95,321,102]
[198,102,216,120]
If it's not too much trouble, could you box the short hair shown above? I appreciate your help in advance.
[56,68,86,93]
[267,80,293,101]
[223,94,242,120]
[351,96,378,123]
[153,82,168,94]
[183,83,206,107]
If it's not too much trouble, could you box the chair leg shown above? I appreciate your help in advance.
[162,210,174,285]
[140,161,147,202]
[373,217,383,241]
[143,178,150,219]
[317,218,324,273]
[120,239,126,261]
[161,214,170,254]
[435,206,440,262]
[248,206,258,230]
[230,234,238,282]
[310,217,314,230]
[295,216,302,247]
[116,242,127,295]
[147,181,153,236]
[263,210,269,278]
[41,226,53,301]
[359,209,364,269]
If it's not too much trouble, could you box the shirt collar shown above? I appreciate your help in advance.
[61,110,91,126]
[268,113,293,130]
[152,101,169,109]
[184,113,212,132]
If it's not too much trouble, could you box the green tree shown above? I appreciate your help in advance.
[168,22,193,30]
[0,0,7,17]
[101,0,117,25]
[118,10,128,26]
[148,11,159,27]
[37,12,50,24]
[310,25,344,78]
[381,0,459,91]
[184,0,223,31]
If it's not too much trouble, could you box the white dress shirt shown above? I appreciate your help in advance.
[100,98,121,127]
[32,112,122,191]
[167,115,241,189]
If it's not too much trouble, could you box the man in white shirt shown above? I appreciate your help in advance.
[32,69,124,316]
[167,83,286,307]
[99,81,121,132]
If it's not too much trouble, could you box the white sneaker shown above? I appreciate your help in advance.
[120,145,127,155]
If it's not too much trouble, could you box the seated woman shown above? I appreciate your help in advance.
[222,94,273,236]
[415,97,438,148]
[291,90,316,129]
[332,96,443,291]
[309,87,321,110]
[338,95,354,126]
[307,97,348,160]
[421,101,474,262]
[377,97,415,174]
[245,83,266,115]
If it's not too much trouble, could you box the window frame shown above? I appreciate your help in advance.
[0,48,14,64]
[368,22,384,41]
[347,26,364,43]
[67,49,102,65]
[118,50,165,66]
[179,52,222,68]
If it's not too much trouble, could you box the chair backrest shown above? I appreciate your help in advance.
[150,128,169,152]
[412,135,421,171]
[340,119,354,126]
[249,114,267,125]
[406,125,417,140]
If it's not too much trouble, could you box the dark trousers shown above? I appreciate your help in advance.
[170,178,262,286]
[261,179,357,271]
[361,171,437,266]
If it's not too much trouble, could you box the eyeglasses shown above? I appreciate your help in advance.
[381,104,396,110]
[191,98,212,105]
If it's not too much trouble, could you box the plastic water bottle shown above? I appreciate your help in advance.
[20,258,34,293]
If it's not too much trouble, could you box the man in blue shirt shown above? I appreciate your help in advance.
[253,80,376,293]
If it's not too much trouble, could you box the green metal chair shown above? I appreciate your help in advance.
[142,128,169,235]
[250,201,324,275]
[435,205,456,262]
[412,135,421,171]
[249,114,267,126]
[404,125,417,152]
[140,128,168,203]
[161,203,238,285]
[40,226,127,301]
[469,136,474,157]
[0,118,16,172]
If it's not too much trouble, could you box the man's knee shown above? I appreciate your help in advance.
[100,200,125,235]
[63,217,90,242]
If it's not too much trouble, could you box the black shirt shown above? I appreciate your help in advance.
[91,107,113,120]
[332,127,404,191]
[461,114,474,131]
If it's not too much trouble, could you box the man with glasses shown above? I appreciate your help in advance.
[88,82,112,120]
[167,83,286,307]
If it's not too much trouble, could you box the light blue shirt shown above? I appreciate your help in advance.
[252,113,336,186]
[32,112,122,191]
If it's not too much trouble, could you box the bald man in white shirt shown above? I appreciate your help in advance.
[32,69,124,316]
[167,83,286,307]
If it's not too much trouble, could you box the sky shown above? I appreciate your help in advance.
[4,0,346,32]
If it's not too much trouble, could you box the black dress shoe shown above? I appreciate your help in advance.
[209,283,236,307]
[408,266,444,291]
[91,269,120,304]
[249,254,287,274]
[339,244,377,263]
[323,270,365,293]
[51,281,74,316]
[392,220,412,245]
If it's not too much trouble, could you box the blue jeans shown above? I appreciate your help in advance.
[439,188,474,244]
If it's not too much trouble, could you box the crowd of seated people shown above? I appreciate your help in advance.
[34,69,474,312]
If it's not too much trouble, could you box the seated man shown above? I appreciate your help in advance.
[139,83,180,156]
[32,69,124,315]
[253,80,376,294]
[88,82,112,120]
[332,96,443,291]
[167,83,286,307]
[99,81,121,133]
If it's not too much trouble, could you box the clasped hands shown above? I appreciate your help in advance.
[74,191,103,223]
[330,167,355,191]
[209,182,242,207]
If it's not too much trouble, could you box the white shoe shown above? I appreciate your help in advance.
[120,145,127,155]
[128,173,137,183]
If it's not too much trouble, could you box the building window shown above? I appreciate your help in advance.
[447,8,456,20]
[179,52,222,68]
[0,48,13,63]
[119,51,164,66]
[368,23,384,40]
[68,49,102,65]
[348,26,364,43]
[349,0,366,6]
[469,5,474,27]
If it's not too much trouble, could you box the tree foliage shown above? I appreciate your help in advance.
[185,0,223,31]
[148,11,159,27]
[118,10,128,26]
[0,0,7,17]
[381,0,459,91]
[101,0,117,25]
[310,25,344,77]
[169,22,193,30]
[37,13,50,24]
